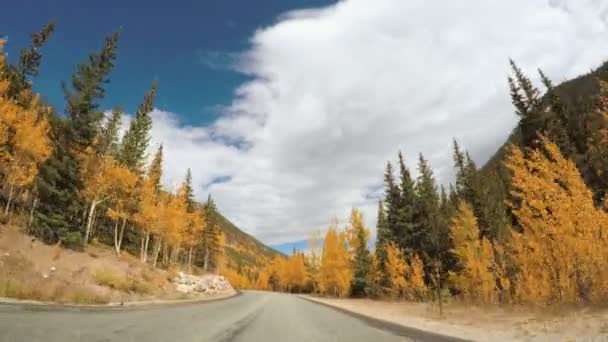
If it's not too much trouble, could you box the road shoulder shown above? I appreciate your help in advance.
[300,295,471,342]
[0,290,240,312]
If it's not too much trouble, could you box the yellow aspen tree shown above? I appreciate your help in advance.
[319,222,352,297]
[134,146,164,263]
[408,253,428,300]
[505,137,608,304]
[255,267,272,290]
[449,201,497,303]
[104,163,138,254]
[306,229,322,293]
[344,208,371,259]
[384,242,408,297]
[0,44,52,215]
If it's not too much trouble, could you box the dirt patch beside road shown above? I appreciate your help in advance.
[0,224,232,304]
[303,296,608,341]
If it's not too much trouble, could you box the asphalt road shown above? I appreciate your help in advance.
[0,291,466,342]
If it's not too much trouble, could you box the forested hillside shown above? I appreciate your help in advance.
[0,23,280,289]
[254,60,608,306]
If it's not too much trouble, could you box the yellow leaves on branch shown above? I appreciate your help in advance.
[319,223,351,297]
[449,201,498,303]
[384,242,427,300]
[0,43,52,189]
[505,136,608,304]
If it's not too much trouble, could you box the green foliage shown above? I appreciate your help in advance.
[35,118,83,245]
[118,81,157,172]
[63,30,120,149]
[5,21,55,100]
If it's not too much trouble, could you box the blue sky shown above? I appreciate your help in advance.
[1,0,332,125]
[3,1,608,246]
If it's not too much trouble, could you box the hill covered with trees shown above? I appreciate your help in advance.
[252,59,608,307]
[0,23,280,290]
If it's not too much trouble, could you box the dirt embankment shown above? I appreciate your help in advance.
[0,224,233,304]
[304,296,608,341]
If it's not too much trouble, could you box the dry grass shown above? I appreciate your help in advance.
[94,269,154,295]
[0,274,109,304]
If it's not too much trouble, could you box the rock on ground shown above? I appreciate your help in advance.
[173,272,234,295]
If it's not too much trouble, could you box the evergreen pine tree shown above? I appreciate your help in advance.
[395,151,416,251]
[383,161,399,243]
[201,194,221,272]
[509,60,544,146]
[539,69,575,158]
[374,200,390,286]
[349,209,372,297]
[6,21,55,100]
[119,80,157,172]
[35,31,120,247]
[63,31,120,149]
[97,106,122,157]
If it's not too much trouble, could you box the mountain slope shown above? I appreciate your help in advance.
[216,212,283,273]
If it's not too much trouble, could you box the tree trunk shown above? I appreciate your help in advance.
[203,245,210,272]
[84,199,98,245]
[113,220,120,252]
[187,247,193,272]
[4,184,14,216]
[162,242,170,266]
[28,198,38,232]
[114,218,127,255]
[141,231,150,263]
[152,237,162,268]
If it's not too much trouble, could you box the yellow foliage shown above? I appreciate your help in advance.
[384,242,427,300]
[505,137,608,304]
[449,201,498,303]
[0,42,52,194]
[319,223,351,297]
[344,208,370,259]
[221,267,252,289]
[384,242,408,297]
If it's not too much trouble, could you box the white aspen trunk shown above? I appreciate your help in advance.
[4,184,14,216]
[187,247,193,272]
[113,220,120,252]
[152,237,162,268]
[140,236,144,261]
[141,231,151,263]
[28,198,38,231]
[83,199,98,245]
[114,219,128,255]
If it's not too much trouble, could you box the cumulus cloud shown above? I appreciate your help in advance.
[151,0,608,244]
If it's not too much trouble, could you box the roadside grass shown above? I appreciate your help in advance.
[0,276,109,304]
[94,269,154,295]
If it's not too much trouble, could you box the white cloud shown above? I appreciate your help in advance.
[150,0,608,245]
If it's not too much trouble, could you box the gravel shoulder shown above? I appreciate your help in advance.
[302,295,608,341]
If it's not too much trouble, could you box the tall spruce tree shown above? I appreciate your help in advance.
[539,69,575,158]
[97,106,122,157]
[119,80,157,172]
[509,60,544,146]
[374,200,389,285]
[6,21,55,100]
[201,194,221,272]
[35,31,120,247]
[396,152,416,251]
[349,209,372,297]
[383,162,399,243]
[63,31,120,149]
[414,154,448,267]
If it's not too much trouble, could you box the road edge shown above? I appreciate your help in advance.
[0,291,242,312]
[299,295,472,342]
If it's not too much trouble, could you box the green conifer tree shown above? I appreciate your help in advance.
[119,80,157,172]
